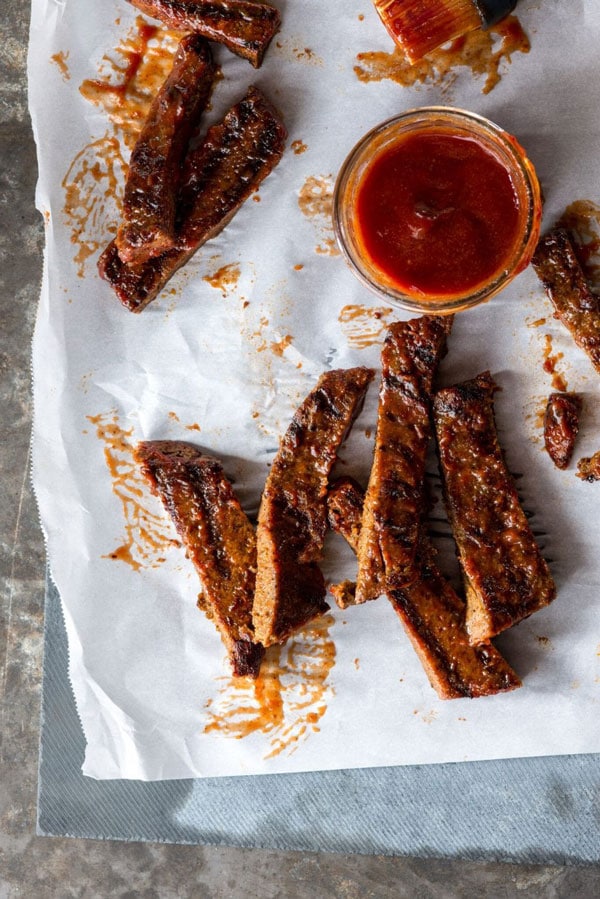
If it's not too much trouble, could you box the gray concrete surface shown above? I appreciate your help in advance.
[2,2,600,896]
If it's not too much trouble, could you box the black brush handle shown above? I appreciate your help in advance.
[475,0,518,27]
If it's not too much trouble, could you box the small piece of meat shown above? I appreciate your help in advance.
[326,478,521,699]
[252,367,374,647]
[135,441,264,677]
[115,35,215,265]
[544,392,582,470]
[99,87,286,312]
[128,0,281,67]
[326,476,364,609]
[532,229,600,375]
[353,315,453,604]
[577,450,600,482]
[433,372,556,644]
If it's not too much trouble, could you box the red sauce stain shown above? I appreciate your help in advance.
[87,411,176,570]
[51,50,70,81]
[542,334,568,392]
[204,615,336,758]
[298,175,340,256]
[558,199,600,293]
[294,263,304,271]
[203,263,241,297]
[339,303,394,349]
[355,15,529,95]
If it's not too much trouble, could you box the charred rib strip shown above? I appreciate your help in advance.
[544,392,582,470]
[115,35,215,265]
[99,87,286,312]
[433,372,556,644]
[127,0,281,67]
[354,315,452,604]
[252,368,374,647]
[532,229,600,375]
[326,478,521,699]
[135,441,264,677]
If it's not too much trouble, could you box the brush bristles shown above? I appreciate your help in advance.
[374,0,484,62]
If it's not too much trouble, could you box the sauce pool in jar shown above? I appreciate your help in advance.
[353,130,522,297]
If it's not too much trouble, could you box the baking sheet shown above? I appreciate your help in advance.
[29,0,600,780]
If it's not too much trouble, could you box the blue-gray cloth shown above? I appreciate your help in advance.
[37,575,600,863]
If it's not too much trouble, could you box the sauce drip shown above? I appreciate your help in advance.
[558,199,600,292]
[354,131,521,297]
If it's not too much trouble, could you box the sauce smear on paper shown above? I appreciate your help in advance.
[204,615,336,758]
[355,16,529,95]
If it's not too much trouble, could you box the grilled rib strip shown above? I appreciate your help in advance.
[544,392,582,470]
[99,87,286,312]
[532,228,600,375]
[252,367,374,647]
[433,372,556,644]
[326,478,521,699]
[135,441,264,677]
[115,35,215,265]
[127,0,281,67]
[353,315,453,604]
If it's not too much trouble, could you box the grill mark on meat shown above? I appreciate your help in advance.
[99,87,286,311]
[115,35,215,265]
[127,0,281,67]
[543,392,582,470]
[326,477,521,699]
[433,372,556,644]
[135,440,264,677]
[532,228,600,374]
[252,368,374,647]
[353,315,453,604]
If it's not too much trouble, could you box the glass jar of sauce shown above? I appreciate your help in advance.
[333,107,542,314]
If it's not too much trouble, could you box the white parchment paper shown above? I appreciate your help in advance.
[29,0,600,780]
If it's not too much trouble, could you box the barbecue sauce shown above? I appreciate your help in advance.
[353,130,522,298]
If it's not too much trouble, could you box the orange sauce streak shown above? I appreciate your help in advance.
[542,334,568,392]
[339,304,394,349]
[204,615,336,759]
[62,134,127,277]
[528,317,547,328]
[355,16,529,95]
[558,199,600,293]
[51,50,70,81]
[87,411,175,570]
[203,263,242,297]
[297,175,340,256]
[79,17,180,150]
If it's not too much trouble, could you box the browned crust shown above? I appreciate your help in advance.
[576,450,600,482]
[127,0,281,67]
[326,478,521,699]
[532,228,600,374]
[433,372,556,644]
[115,35,215,265]
[134,440,264,677]
[99,87,286,312]
[543,392,582,470]
[252,368,374,647]
[354,315,453,604]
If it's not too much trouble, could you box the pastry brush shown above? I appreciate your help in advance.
[373,0,518,63]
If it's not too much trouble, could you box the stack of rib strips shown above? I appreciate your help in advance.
[135,315,556,699]
[99,0,285,312]
[327,315,555,699]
